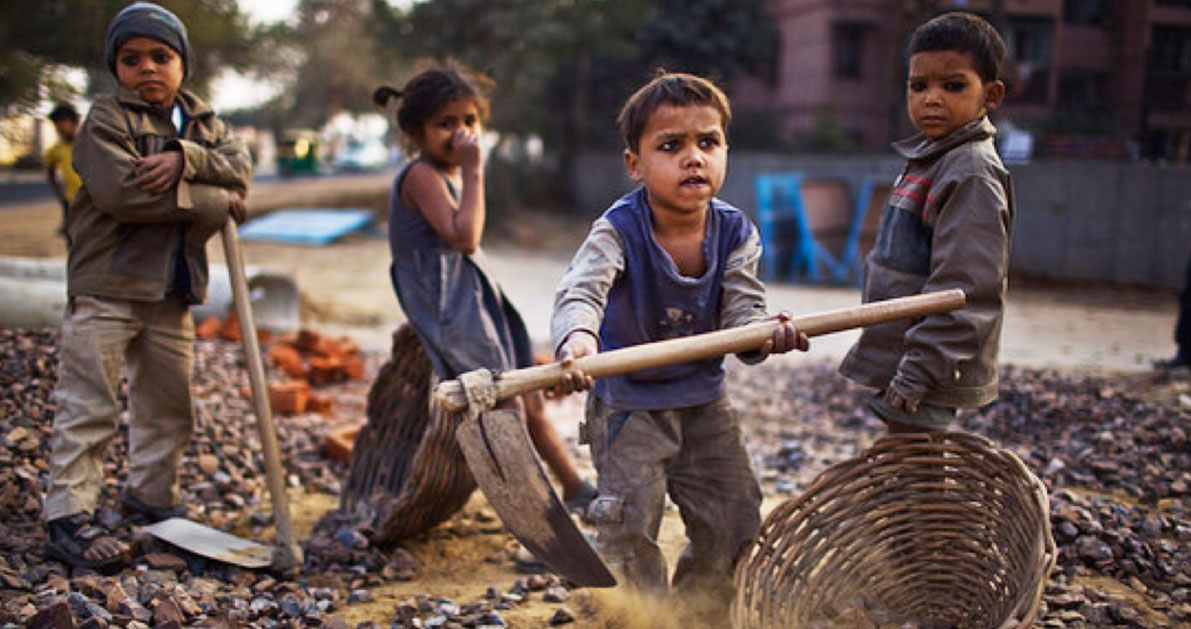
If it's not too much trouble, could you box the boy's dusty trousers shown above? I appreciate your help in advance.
[583,395,762,606]
[44,295,195,521]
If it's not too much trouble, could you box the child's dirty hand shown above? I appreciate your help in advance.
[546,331,597,399]
[885,388,919,413]
[134,150,183,195]
[228,190,247,224]
[762,312,809,356]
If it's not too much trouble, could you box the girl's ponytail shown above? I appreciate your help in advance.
[372,85,403,108]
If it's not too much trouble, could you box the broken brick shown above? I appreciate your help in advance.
[307,356,344,386]
[268,379,310,415]
[267,344,306,378]
[295,329,321,353]
[196,316,222,340]
[307,394,333,416]
[219,315,242,342]
[323,424,361,464]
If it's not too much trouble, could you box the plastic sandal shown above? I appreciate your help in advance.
[44,513,131,571]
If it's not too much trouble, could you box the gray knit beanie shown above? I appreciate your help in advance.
[105,2,192,79]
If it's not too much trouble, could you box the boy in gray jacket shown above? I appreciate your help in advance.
[44,2,250,570]
[840,12,1013,432]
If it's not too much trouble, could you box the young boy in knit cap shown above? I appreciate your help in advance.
[43,1,251,570]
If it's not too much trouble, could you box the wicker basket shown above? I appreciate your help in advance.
[733,432,1055,629]
[339,325,476,545]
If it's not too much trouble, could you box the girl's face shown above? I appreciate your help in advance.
[416,99,482,167]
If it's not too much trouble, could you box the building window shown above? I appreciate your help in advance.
[1063,0,1104,25]
[1005,16,1054,104]
[1150,26,1191,74]
[832,23,866,80]
[1057,71,1107,109]
[1147,26,1191,113]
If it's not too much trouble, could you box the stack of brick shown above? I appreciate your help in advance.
[197,315,365,416]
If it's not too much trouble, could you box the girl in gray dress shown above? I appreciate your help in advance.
[374,68,595,515]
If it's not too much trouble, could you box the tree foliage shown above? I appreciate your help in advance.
[258,0,406,128]
[0,0,260,113]
[372,0,778,202]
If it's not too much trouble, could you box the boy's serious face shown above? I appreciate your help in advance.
[907,50,1004,140]
[624,104,727,219]
[115,37,184,108]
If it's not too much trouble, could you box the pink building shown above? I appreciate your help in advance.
[734,0,1191,160]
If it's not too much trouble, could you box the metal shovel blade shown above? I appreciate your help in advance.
[455,409,616,587]
[142,517,273,569]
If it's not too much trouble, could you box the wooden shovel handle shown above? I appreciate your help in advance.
[221,221,302,572]
[435,288,965,412]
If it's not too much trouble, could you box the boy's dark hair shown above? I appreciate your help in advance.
[48,103,80,123]
[908,12,1006,83]
[372,65,492,139]
[617,72,731,154]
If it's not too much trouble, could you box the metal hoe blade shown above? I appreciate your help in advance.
[142,518,274,569]
[455,409,616,587]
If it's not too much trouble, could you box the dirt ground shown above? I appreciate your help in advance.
[2,173,1186,627]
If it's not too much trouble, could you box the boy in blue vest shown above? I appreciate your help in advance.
[550,73,808,614]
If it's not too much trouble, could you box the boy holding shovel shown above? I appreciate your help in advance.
[44,1,250,570]
[550,72,808,617]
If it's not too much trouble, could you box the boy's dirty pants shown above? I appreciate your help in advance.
[44,296,195,522]
[583,395,762,604]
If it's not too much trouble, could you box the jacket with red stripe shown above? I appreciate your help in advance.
[840,116,1013,409]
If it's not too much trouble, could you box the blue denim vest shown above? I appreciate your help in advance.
[594,187,752,410]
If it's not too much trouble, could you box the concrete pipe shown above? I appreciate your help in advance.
[0,257,299,334]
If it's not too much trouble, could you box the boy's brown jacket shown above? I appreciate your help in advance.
[840,117,1013,409]
[66,86,251,304]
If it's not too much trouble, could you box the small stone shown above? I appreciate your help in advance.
[549,607,575,625]
[28,601,74,629]
[543,586,568,603]
[151,598,185,625]
[347,589,373,604]
[196,453,220,476]
[1076,536,1114,562]
[279,596,303,618]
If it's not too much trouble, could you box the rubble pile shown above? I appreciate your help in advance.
[0,328,388,628]
[1,324,1188,627]
[729,360,1191,628]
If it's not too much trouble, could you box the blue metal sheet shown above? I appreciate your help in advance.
[239,209,374,245]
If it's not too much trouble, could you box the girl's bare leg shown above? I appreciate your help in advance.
[521,391,585,499]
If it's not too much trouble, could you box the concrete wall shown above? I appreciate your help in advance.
[570,152,1191,289]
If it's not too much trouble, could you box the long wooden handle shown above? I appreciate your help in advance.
[435,288,965,412]
[221,221,302,572]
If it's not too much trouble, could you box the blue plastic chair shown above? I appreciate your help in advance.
[754,173,815,282]
[838,175,893,284]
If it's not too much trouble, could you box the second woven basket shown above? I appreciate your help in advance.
[733,431,1055,629]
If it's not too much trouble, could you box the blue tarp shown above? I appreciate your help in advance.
[239,209,374,245]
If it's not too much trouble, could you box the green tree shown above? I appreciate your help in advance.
[635,0,777,83]
[0,0,260,114]
[263,0,406,129]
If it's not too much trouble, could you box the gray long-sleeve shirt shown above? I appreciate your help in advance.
[551,216,769,356]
